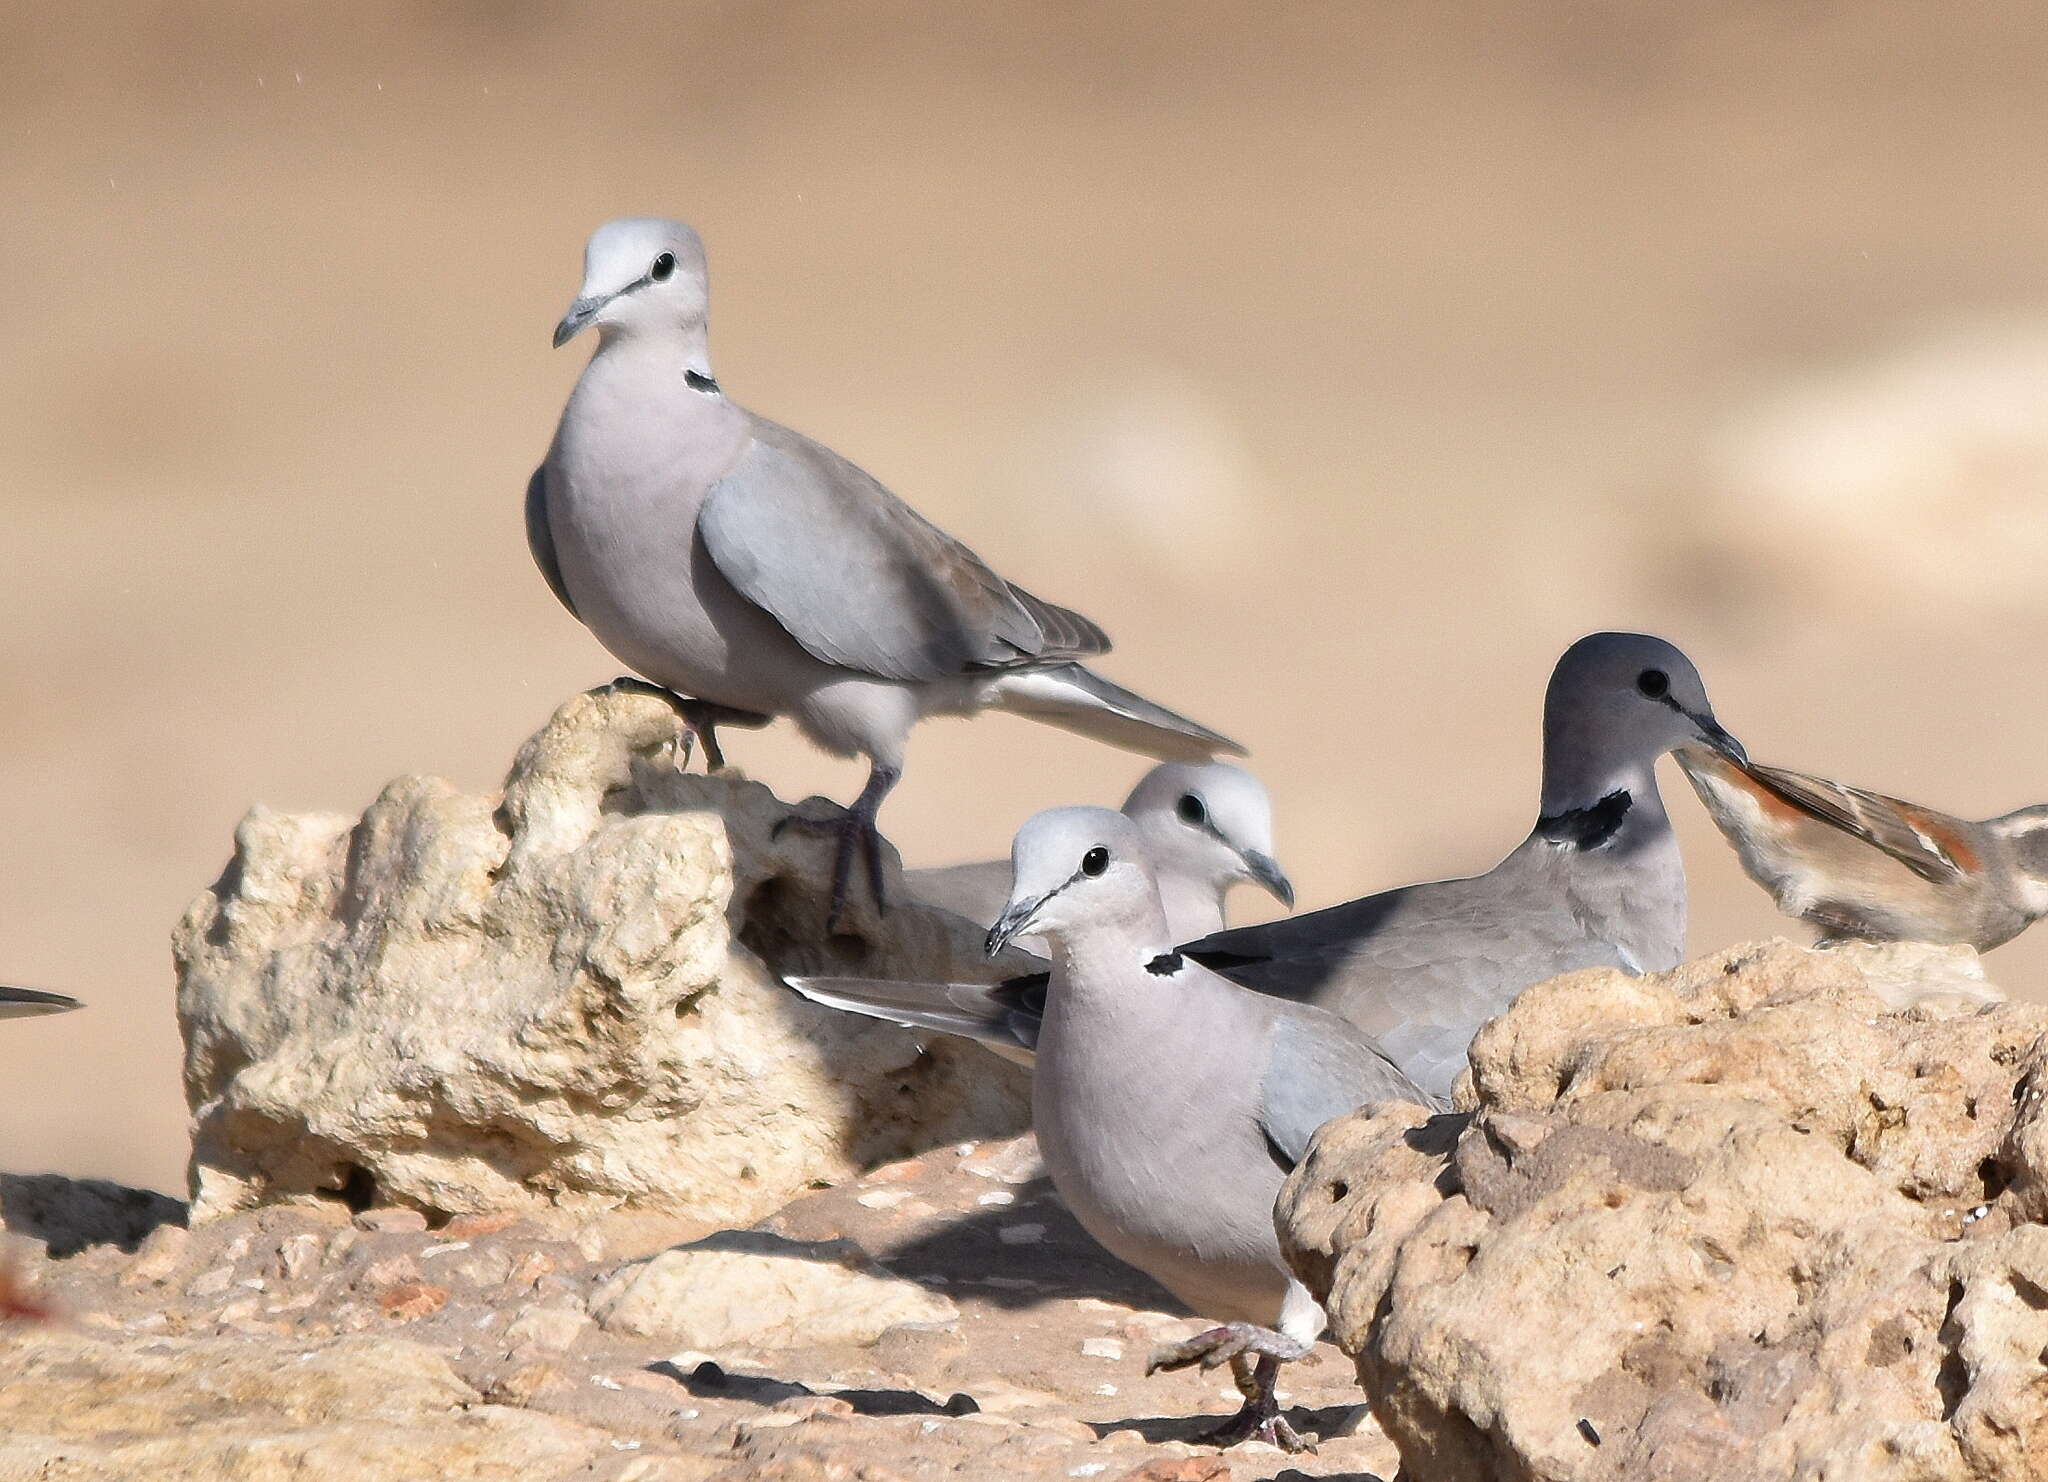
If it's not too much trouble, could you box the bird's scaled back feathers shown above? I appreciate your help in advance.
[698,416,1107,684]
[1728,758,1970,884]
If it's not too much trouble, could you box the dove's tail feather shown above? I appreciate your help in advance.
[984,663,1244,763]
[785,974,1043,1065]
[0,986,81,1019]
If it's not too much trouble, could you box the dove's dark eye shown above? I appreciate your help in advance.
[1636,669,1670,700]
[1081,847,1109,877]
[1176,794,1207,826]
[650,252,676,282]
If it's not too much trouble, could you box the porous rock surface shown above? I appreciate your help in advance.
[175,687,1031,1226]
[0,1136,1402,1481]
[591,1230,959,1347]
[1279,938,2048,1482]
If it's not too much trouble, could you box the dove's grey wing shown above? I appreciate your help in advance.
[903,858,1013,928]
[1189,859,1630,1096]
[1257,1004,1437,1169]
[0,986,81,1019]
[785,972,1048,1054]
[524,465,579,620]
[1746,763,1967,885]
[699,417,1108,683]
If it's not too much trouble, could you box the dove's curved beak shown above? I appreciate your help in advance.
[1240,851,1295,909]
[985,894,1049,959]
[1691,713,1747,767]
[552,294,609,348]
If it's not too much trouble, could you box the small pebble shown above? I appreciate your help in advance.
[857,1190,909,1209]
[1094,1383,1118,1396]
[999,1223,1046,1245]
[377,1282,448,1321]
[352,1208,428,1234]
[977,1191,1016,1207]
[1081,1337,1124,1360]
[276,1233,322,1282]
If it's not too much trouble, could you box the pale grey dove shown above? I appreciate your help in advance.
[792,806,1437,1450]
[529,219,1240,925]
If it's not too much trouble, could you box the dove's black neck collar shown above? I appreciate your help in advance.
[1145,951,1185,977]
[1535,789,1633,851]
[684,368,721,394]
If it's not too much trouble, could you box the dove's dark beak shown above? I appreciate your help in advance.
[553,294,609,348]
[1691,713,1747,767]
[985,893,1050,959]
[1240,851,1295,909]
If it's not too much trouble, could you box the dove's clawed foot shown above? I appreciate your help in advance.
[773,762,901,931]
[1148,1325,1316,1453]
[602,677,768,773]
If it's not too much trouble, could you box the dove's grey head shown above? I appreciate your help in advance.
[1541,631,1744,812]
[985,807,1167,957]
[1123,762,1293,909]
[553,218,710,349]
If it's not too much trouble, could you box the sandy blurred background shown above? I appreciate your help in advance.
[8,2,2048,1195]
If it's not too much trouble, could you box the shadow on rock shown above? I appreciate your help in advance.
[0,1173,185,1257]
[651,1357,978,1418]
[875,1176,1180,1312]
[1091,1400,1367,1449]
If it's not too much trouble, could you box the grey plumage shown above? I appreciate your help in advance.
[807,635,1743,1099]
[907,760,1292,940]
[831,762,1291,1067]
[0,986,81,1020]
[695,416,1110,683]
[525,466,578,619]
[1180,632,1744,1098]
[791,807,1434,1450]
[789,973,1046,1056]
[530,218,1240,921]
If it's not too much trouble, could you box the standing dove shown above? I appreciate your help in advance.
[528,219,1240,924]
[1678,748,2048,951]
[792,807,1437,1450]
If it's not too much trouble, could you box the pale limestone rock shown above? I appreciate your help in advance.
[0,1328,711,1481]
[591,1229,956,1347]
[504,1302,594,1352]
[176,687,1030,1225]
[1279,939,2048,1482]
